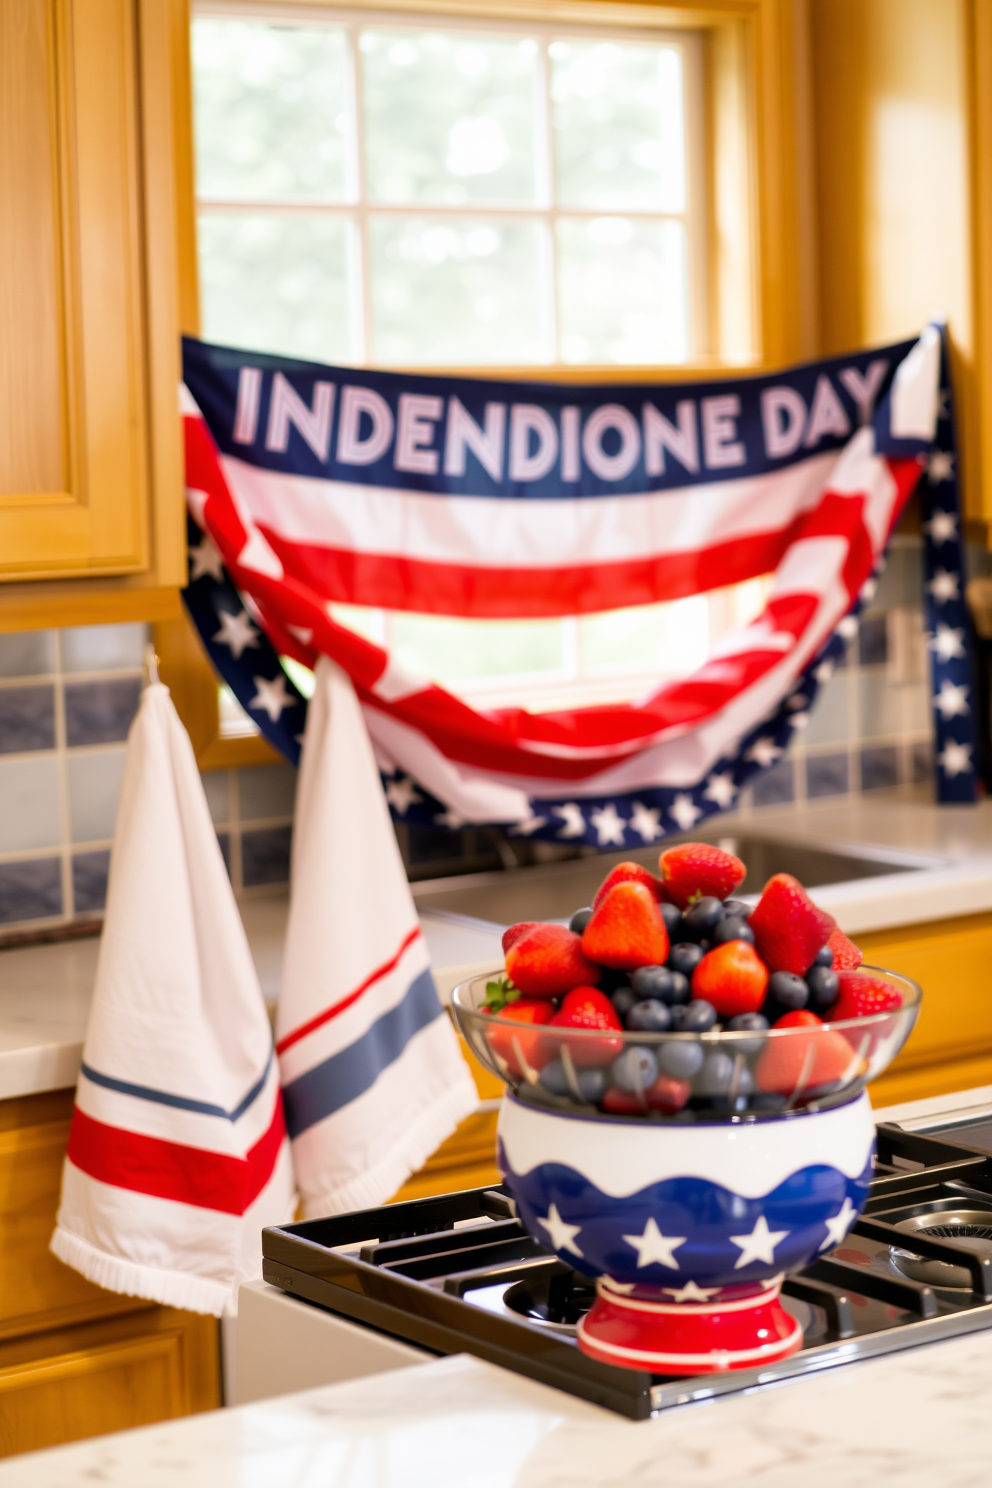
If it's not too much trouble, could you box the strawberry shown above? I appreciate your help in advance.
[601,1075,691,1115]
[581,882,669,969]
[755,1009,855,1095]
[748,873,836,976]
[592,861,666,909]
[830,970,903,1019]
[547,986,623,1067]
[828,928,863,971]
[658,842,746,909]
[483,999,555,1078]
[505,923,600,998]
[502,921,539,956]
[691,940,768,1017]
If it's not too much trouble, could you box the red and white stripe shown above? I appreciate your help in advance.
[182,338,935,825]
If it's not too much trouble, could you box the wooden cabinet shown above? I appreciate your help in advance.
[0,1089,220,1459]
[0,0,191,630]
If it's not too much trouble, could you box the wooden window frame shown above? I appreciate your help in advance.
[167,0,816,769]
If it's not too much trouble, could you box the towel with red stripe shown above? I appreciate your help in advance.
[51,682,296,1316]
[277,656,477,1217]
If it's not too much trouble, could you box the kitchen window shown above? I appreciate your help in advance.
[191,5,760,721]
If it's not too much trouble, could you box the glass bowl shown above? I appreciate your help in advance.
[451,966,920,1119]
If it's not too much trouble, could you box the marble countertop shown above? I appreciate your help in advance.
[1,787,990,1102]
[4,1318,992,1486]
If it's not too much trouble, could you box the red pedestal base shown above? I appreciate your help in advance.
[577,1277,803,1375]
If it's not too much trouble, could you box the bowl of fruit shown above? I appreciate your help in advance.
[450,843,921,1377]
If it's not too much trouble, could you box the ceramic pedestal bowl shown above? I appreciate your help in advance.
[452,968,920,1376]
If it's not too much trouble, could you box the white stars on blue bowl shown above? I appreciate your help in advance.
[537,1204,584,1257]
[662,1280,720,1303]
[819,1196,858,1251]
[730,1214,789,1269]
[622,1218,686,1269]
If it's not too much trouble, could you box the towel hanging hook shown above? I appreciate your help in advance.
[143,643,161,688]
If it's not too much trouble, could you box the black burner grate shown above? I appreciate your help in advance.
[262,1118,992,1419]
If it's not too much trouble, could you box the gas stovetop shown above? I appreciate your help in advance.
[262,1115,992,1420]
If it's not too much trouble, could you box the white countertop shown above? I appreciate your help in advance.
[4,1306,992,1486]
[1,787,990,1103]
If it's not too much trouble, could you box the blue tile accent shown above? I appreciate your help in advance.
[241,825,292,886]
[858,614,888,667]
[0,686,56,755]
[64,678,141,747]
[0,859,63,925]
[72,850,111,914]
[860,745,900,792]
[806,752,850,798]
[751,758,796,807]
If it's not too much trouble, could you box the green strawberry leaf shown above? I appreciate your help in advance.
[482,977,521,1012]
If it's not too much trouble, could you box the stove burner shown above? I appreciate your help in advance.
[502,1266,595,1334]
[262,1119,992,1420]
[889,1208,992,1290]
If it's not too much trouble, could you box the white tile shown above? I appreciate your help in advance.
[803,672,851,747]
[0,756,62,852]
[68,749,127,843]
[60,623,148,673]
[0,631,55,678]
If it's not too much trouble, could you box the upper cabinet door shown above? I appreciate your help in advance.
[0,0,156,580]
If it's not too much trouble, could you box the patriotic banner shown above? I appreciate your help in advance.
[276,656,477,1217]
[52,681,296,1316]
[181,324,978,848]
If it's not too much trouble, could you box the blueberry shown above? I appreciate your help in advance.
[597,966,632,994]
[626,1000,672,1033]
[712,916,756,947]
[767,971,809,1012]
[610,986,637,1019]
[539,1060,608,1103]
[660,902,683,935]
[569,907,593,935]
[668,942,704,978]
[696,1051,735,1096]
[806,965,839,1012]
[657,1039,705,1079]
[612,1046,659,1092]
[724,898,752,919]
[631,965,677,1003]
[811,944,834,969]
[683,896,725,940]
[679,999,717,1033]
[726,1011,769,1055]
[667,970,691,1005]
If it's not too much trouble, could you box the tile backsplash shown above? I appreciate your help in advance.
[0,546,944,933]
[0,622,296,935]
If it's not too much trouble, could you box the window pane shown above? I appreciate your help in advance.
[192,20,349,201]
[369,216,545,364]
[557,217,687,364]
[362,30,537,204]
[391,615,564,683]
[580,598,709,675]
[551,41,685,211]
[198,214,352,362]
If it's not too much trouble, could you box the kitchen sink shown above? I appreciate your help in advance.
[411,832,937,929]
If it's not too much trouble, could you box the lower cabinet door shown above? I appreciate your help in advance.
[0,1308,221,1458]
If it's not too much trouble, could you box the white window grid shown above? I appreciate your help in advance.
[195,5,752,718]
[193,2,708,367]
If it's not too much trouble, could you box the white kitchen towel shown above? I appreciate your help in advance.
[276,657,478,1217]
[51,682,296,1316]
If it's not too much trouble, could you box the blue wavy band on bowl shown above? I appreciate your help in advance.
[500,1140,874,1288]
